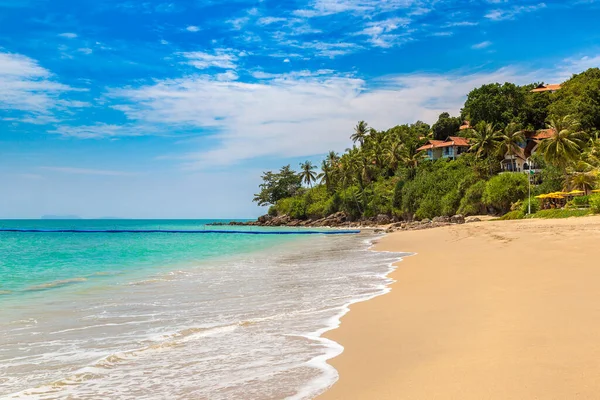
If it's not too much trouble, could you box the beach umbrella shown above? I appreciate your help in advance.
[593,189,600,193]
[567,190,585,195]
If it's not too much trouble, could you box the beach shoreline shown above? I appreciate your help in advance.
[318,216,600,400]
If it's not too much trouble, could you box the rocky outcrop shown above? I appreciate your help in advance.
[209,211,476,231]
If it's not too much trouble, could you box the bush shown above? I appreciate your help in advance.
[401,159,479,220]
[268,205,278,216]
[483,173,529,214]
[591,194,600,214]
[457,180,487,216]
[529,209,592,219]
[520,196,540,215]
[499,210,525,220]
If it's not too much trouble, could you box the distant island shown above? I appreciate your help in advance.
[41,215,82,220]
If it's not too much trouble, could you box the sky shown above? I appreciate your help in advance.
[1,0,599,219]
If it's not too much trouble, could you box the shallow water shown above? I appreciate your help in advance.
[0,220,406,399]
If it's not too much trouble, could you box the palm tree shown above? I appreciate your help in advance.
[299,161,317,187]
[569,169,598,195]
[385,140,404,173]
[537,115,585,189]
[400,141,425,180]
[468,123,502,160]
[318,160,334,192]
[325,151,340,168]
[350,121,369,146]
[497,122,525,159]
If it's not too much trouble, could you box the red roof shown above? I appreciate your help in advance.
[531,84,561,93]
[532,129,555,140]
[459,121,472,130]
[417,137,470,151]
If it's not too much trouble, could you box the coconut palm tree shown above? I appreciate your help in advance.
[497,122,526,159]
[385,140,404,173]
[537,115,585,189]
[298,161,317,187]
[325,150,340,168]
[317,160,334,192]
[468,122,502,160]
[400,141,425,180]
[350,121,369,146]
[569,170,598,195]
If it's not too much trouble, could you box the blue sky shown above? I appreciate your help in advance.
[1,0,599,218]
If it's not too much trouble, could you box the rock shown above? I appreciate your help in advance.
[432,216,450,224]
[257,215,272,224]
[450,214,465,224]
[466,217,481,223]
[376,214,391,225]
[421,218,431,224]
[374,228,385,234]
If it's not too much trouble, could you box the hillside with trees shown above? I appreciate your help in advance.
[253,68,600,223]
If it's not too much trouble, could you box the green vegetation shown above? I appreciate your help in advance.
[254,68,600,221]
[528,209,593,219]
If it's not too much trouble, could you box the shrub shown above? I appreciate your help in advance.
[457,180,487,216]
[520,196,540,215]
[529,209,592,219]
[483,173,529,214]
[499,210,525,220]
[268,205,278,216]
[591,194,600,214]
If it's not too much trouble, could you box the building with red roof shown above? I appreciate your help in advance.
[417,136,470,161]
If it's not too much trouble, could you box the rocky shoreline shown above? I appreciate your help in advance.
[210,212,481,233]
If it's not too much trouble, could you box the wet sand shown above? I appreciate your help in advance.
[319,216,600,400]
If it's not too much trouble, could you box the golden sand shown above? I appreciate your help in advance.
[319,216,600,400]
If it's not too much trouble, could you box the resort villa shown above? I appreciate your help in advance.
[417,136,470,161]
[530,83,562,93]
[500,129,555,172]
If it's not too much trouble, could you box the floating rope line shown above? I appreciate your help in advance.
[0,228,361,235]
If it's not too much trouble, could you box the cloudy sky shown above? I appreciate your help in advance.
[1,0,599,218]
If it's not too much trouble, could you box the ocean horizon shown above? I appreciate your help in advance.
[0,220,405,399]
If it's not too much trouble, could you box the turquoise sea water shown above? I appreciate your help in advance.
[0,220,405,399]
[0,220,299,295]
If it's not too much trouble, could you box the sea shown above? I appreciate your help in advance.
[0,220,406,400]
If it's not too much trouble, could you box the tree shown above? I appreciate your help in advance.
[537,115,585,189]
[318,160,334,192]
[299,160,317,187]
[497,122,526,159]
[350,121,369,146]
[461,83,528,128]
[483,173,529,214]
[253,165,302,206]
[432,112,462,140]
[467,122,502,160]
[549,68,600,132]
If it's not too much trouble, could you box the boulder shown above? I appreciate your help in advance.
[450,214,465,224]
[466,217,481,223]
[432,216,450,224]
[376,214,391,225]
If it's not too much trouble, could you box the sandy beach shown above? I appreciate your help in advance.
[319,216,600,400]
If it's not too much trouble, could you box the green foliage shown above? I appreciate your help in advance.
[528,209,592,219]
[549,68,600,132]
[253,165,302,206]
[401,159,478,220]
[566,195,590,209]
[461,83,528,128]
[432,112,462,140]
[499,210,525,220]
[268,205,277,216]
[520,196,540,215]
[483,173,529,214]
[458,180,487,216]
[590,194,600,214]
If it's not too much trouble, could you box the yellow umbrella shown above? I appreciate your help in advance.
[568,190,585,195]
[593,189,600,193]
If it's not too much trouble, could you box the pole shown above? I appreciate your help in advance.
[527,158,531,215]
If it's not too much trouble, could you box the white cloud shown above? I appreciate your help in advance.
[58,32,78,39]
[40,166,140,176]
[257,16,288,25]
[472,40,492,49]
[485,3,547,21]
[50,124,144,139]
[77,48,93,55]
[294,0,417,17]
[0,52,75,117]
[186,25,200,32]
[356,17,411,48]
[106,54,598,168]
[181,49,238,69]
